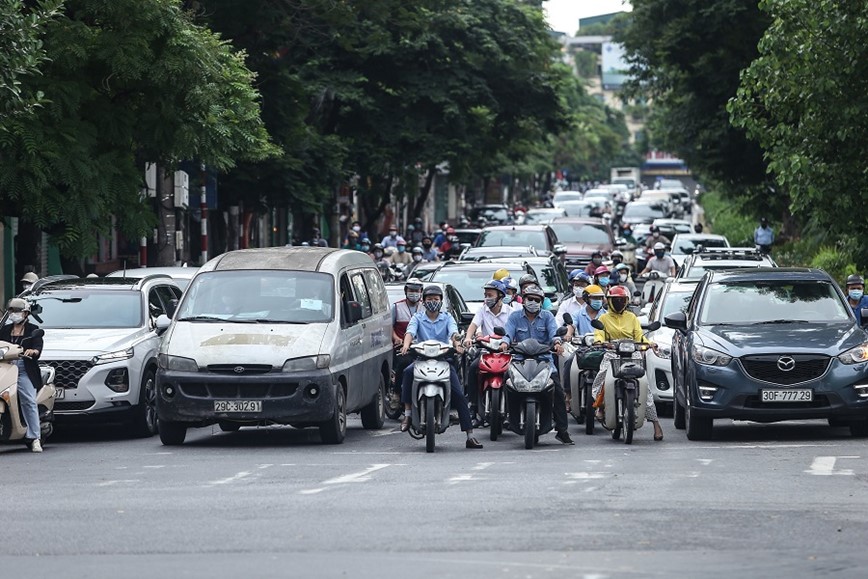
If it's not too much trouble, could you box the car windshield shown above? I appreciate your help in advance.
[31,291,143,329]
[430,269,503,301]
[656,290,693,320]
[624,204,664,218]
[524,210,564,224]
[673,237,728,255]
[548,222,611,244]
[176,270,335,323]
[699,280,850,325]
[552,192,583,205]
[535,266,559,294]
[477,229,548,250]
[470,207,509,223]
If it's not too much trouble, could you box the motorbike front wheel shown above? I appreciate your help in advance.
[524,399,536,450]
[584,379,595,436]
[623,388,636,445]
[490,389,502,441]
[612,394,623,440]
[425,396,436,453]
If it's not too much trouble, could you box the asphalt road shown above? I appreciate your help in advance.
[2,413,868,578]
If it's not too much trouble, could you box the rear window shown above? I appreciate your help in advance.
[549,222,611,245]
[477,229,547,250]
[430,269,498,302]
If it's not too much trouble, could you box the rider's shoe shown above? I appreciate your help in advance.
[465,437,483,449]
[555,430,574,445]
[400,416,411,432]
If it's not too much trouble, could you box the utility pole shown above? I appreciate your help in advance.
[156,166,177,266]
[200,163,208,264]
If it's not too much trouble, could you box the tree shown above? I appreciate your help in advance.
[729,1,868,264]
[0,0,277,256]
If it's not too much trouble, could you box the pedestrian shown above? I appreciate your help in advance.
[845,274,868,326]
[311,228,328,247]
[754,217,774,254]
[19,271,39,295]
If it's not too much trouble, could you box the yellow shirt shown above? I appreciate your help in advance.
[593,311,649,344]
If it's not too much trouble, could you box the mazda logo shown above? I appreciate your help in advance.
[777,356,796,372]
[233,366,245,374]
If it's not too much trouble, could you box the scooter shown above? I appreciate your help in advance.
[591,319,660,444]
[473,332,511,441]
[503,324,568,449]
[638,270,666,305]
[567,334,606,435]
[407,339,457,453]
[0,330,57,446]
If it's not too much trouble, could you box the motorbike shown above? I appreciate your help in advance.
[406,339,458,453]
[590,319,660,444]
[0,329,57,446]
[566,334,606,435]
[502,323,568,449]
[386,345,413,420]
[638,270,666,305]
[473,332,511,441]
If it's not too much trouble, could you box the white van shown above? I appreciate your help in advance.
[154,248,392,445]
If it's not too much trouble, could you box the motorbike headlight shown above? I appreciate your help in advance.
[839,342,868,365]
[617,342,636,355]
[157,353,199,372]
[282,355,330,372]
[92,348,134,365]
[691,345,731,367]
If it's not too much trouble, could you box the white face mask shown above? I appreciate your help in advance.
[9,313,25,324]
[352,225,361,232]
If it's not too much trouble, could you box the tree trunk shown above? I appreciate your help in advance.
[412,166,436,219]
[156,166,177,266]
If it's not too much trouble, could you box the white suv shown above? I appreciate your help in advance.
[26,275,182,436]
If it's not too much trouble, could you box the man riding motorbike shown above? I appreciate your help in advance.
[556,271,595,341]
[0,298,44,452]
[640,242,676,278]
[591,286,664,441]
[519,274,553,311]
[399,286,483,448]
[584,251,605,276]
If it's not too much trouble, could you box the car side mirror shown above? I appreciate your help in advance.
[664,312,687,330]
[591,319,605,331]
[346,301,363,325]
[29,328,45,339]
[155,314,171,334]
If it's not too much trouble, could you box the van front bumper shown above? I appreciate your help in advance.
[156,368,335,426]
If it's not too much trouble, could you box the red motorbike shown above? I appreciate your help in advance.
[475,333,512,441]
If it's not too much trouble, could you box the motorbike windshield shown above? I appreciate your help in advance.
[176,270,335,324]
[512,338,551,357]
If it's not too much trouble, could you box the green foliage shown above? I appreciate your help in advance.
[700,191,755,246]
[729,0,868,269]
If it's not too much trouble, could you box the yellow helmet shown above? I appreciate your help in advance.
[584,284,605,297]
[493,268,510,281]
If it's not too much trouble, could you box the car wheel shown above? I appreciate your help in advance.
[159,420,187,445]
[319,384,346,444]
[849,420,868,438]
[685,387,712,441]
[360,374,386,430]
[129,368,158,438]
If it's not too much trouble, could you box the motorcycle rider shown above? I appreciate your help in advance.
[561,284,608,405]
[0,298,44,452]
[593,265,612,291]
[640,242,677,277]
[463,280,512,425]
[557,270,595,340]
[591,286,664,441]
[438,227,462,260]
[381,225,405,249]
[408,217,426,245]
[19,271,39,294]
[389,239,413,266]
[519,274,553,311]
[584,250,605,276]
[846,274,868,325]
[399,286,483,448]
[391,281,423,411]
[612,263,637,296]
[369,242,386,262]
[359,237,372,254]
[644,225,671,250]
[500,284,574,445]
[502,277,521,307]
[420,235,439,262]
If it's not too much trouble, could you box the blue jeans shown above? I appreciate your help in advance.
[15,360,41,440]
[400,362,473,431]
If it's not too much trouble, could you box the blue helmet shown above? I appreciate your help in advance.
[569,269,591,284]
[483,279,506,296]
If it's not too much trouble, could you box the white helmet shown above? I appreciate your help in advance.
[653,242,666,251]
[7,298,30,312]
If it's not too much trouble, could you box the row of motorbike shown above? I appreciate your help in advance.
[390,313,661,452]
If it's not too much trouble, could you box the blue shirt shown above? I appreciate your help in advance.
[503,309,562,368]
[406,311,458,343]
[851,296,868,325]
[754,226,774,245]
[576,306,607,336]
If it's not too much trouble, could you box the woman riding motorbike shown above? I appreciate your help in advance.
[0,298,44,452]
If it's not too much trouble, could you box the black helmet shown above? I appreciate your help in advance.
[846,274,865,287]
[649,225,659,233]
[422,285,443,298]
[518,273,537,287]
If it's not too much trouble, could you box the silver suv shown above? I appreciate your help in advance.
[26,275,182,436]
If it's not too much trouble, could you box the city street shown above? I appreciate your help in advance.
[2,415,868,578]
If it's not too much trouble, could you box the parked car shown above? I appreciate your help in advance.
[676,247,777,282]
[468,204,513,225]
[548,217,619,272]
[669,234,730,268]
[155,247,392,445]
[475,225,563,256]
[107,266,200,291]
[26,275,183,436]
[666,268,868,440]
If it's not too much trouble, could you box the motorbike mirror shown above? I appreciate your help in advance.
[642,321,661,332]
[561,313,573,326]
[29,328,45,339]
[590,319,605,331]
[493,326,506,336]
[861,309,868,326]
[556,326,568,338]
[633,290,642,297]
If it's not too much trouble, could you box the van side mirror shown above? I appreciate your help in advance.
[664,312,687,330]
[155,315,171,334]
[591,319,605,331]
[346,301,363,325]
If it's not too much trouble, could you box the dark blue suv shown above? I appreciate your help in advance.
[665,268,868,440]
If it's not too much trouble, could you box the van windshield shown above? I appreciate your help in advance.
[176,271,335,324]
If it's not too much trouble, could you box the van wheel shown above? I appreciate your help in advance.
[159,421,187,445]
[849,421,868,438]
[129,368,158,438]
[360,374,386,430]
[319,385,346,444]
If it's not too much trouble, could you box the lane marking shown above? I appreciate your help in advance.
[322,464,392,485]
[257,464,274,470]
[697,459,713,466]
[371,430,401,437]
[565,472,609,480]
[471,462,495,471]
[299,488,326,495]
[97,480,140,487]
[447,474,481,484]
[805,456,859,476]
[143,465,165,469]
[208,471,252,486]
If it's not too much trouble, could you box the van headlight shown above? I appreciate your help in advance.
[92,348,134,365]
[839,342,868,365]
[691,345,731,366]
[158,353,199,372]
[282,355,331,372]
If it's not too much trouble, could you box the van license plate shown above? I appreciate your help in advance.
[214,400,262,413]
[760,389,813,403]
[54,388,65,400]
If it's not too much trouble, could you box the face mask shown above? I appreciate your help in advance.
[8,313,25,324]
[389,232,397,238]
[423,243,432,249]
[424,300,442,312]
[398,246,405,253]
[412,255,422,263]
[850,290,864,301]
[612,258,622,266]
[374,250,383,259]
[502,295,512,305]
[592,257,602,265]
[361,245,370,252]
[655,251,665,259]
[484,297,499,309]
[598,276,610,287]
[406,292,421,303]
[572,287,584,298]
[589,299,604,311]
[523,300,541,314]
[352,225,361,232]
[653,232,660,238]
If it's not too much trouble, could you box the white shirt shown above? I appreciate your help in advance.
[555,296,585,327]
[471,303,513,337]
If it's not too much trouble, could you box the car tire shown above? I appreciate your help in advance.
[673,397,686,430]
[319,385,346,444]
[159,420,187,445]
[849,421,868,438]
[360,374,386,430]
[685,388,713,441]
[129,368,158,438]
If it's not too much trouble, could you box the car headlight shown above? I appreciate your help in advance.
[691,345,731,366]
[157,353,199,372]
[92,348,134,365]
[282,355,331,372]
[839,342,868,365]
[655,344,672,360]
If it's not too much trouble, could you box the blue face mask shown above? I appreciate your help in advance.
[398,246,406,253]
[503,295,512,305]
[589,299,604,311]
[850,289,864,301]
[598,276,610,287]
[361,245,370,252]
